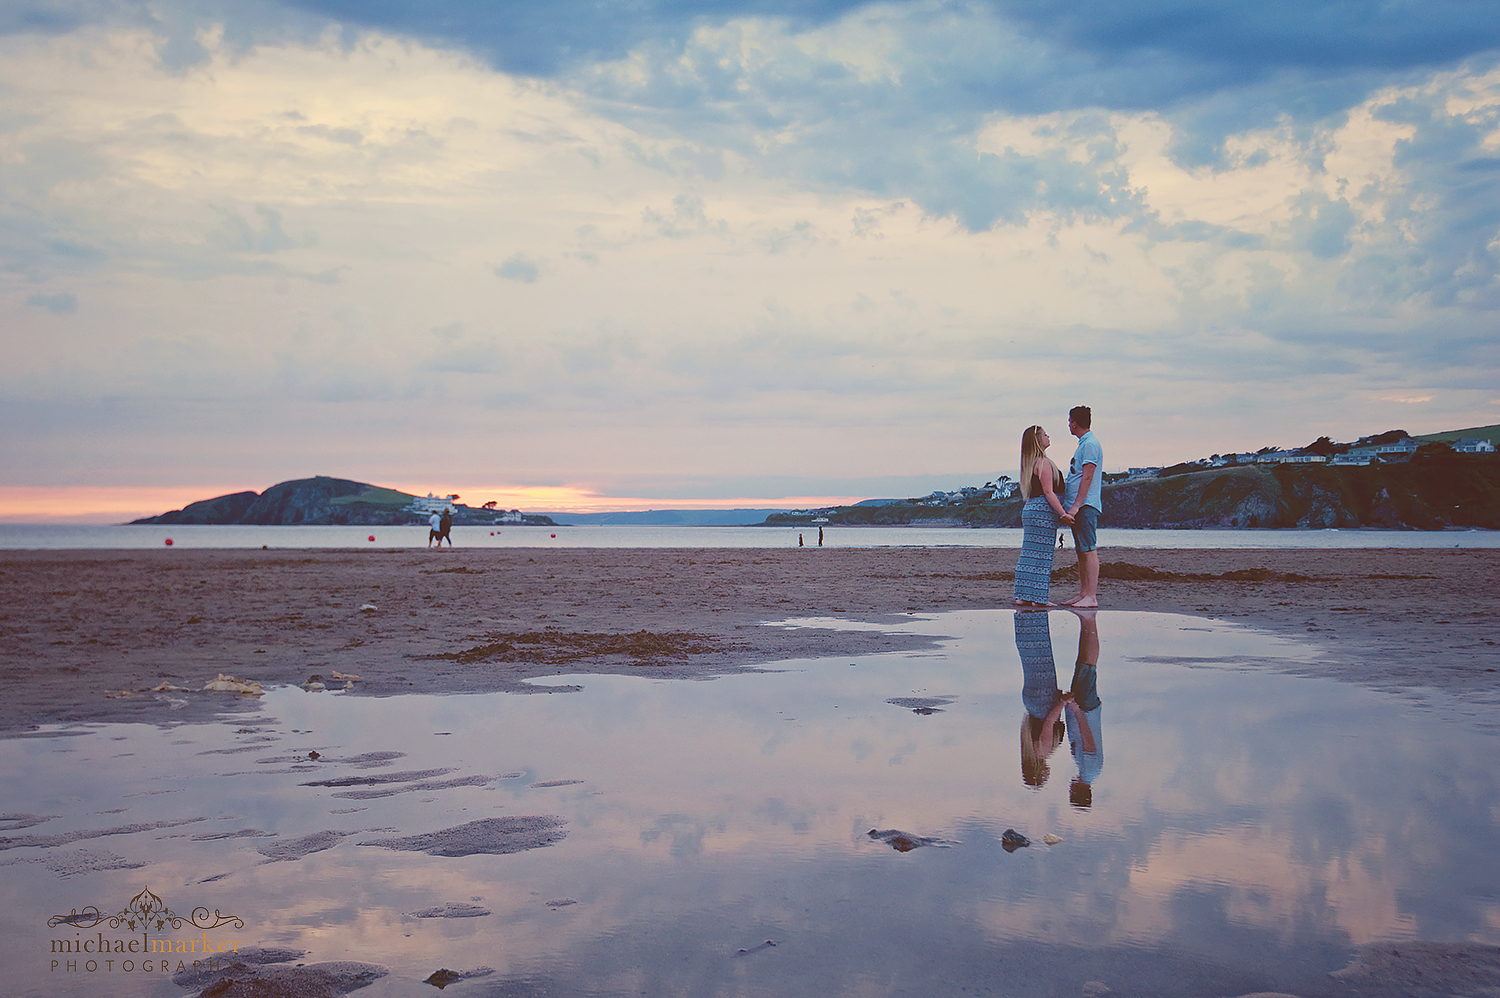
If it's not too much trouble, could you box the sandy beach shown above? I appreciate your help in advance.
[5,543,1500,998]
[2,545,1495,735]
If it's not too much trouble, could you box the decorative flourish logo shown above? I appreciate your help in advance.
[49,885,243,934]
[46,885,245,974]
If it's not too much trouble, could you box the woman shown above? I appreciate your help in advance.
[1016,611,1067,787]
[1013,425,1073,606]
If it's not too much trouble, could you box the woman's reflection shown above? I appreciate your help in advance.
[1064,607,1103,808]
[1014,610,1066,789]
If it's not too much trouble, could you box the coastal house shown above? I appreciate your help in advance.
[1346,437,1418,463]
[407,493,459,515]
[1452,438,1497,454]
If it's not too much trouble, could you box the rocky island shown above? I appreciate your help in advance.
[130,477,556,527]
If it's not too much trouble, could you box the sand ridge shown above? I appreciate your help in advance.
[0,546,1495,734]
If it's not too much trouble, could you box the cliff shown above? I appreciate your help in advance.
[766,455,1500,530]
[131,477,556,527]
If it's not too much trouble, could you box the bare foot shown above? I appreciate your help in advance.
[1058,595,1081,606]
[1065,604,1098,618]
[1067,597,1099,608]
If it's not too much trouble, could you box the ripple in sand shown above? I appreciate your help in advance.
[0,816,205,850]
[358,816,567,857]
[257,829,352,862]
[409,902,492,918]
[885,696,955,714]
[172,947,387,997]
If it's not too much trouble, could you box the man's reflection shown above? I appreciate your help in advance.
[1064,607,1102,808]
[1014,610,1066,789]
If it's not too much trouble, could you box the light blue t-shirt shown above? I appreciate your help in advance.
[1067,705,1103,786]
[1065,431,1104,511]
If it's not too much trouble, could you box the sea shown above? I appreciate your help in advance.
[1,522,1495,550]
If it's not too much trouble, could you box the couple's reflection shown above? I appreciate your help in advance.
[1014,608,1102,807]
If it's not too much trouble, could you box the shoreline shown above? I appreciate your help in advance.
[2,546,1495,735]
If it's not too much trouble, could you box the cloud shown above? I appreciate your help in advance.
[1,5,1497,496]
[495,254,540,283]
[207,205,302,254]
[25,289,77,312]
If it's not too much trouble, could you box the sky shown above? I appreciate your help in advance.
[2,0,1499,521]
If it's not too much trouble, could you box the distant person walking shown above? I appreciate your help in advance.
[438,508,453,548]
[1013,424,1072,607]
[428,510,442,549]
[1061,405,1102,607]
[818,526,824,547]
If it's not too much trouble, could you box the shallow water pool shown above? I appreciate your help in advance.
[2,610,1497,998]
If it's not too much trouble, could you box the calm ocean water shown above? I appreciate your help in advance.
[0,523,1494,550]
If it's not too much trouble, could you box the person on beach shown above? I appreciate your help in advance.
[1016,611,1067,787]
[1013,425,1073,607]
[428,510,442,549]
[1063,606,1102,807]
[438,508,453,548]
[1061,406,1103,608]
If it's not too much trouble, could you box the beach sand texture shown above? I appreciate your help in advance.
[2,546,1495,734]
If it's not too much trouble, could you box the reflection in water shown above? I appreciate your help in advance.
[1066,609,1103,809]
[2,611,1499,998]
[1015,610,1066,788]
[1014,608,1104,808]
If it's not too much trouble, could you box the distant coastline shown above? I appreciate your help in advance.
[127,425,1499,532]
[766,458,1500,531]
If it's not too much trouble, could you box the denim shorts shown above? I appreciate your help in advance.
[1071,506,1099,553]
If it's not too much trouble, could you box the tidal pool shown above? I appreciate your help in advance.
[3,610,1497,998]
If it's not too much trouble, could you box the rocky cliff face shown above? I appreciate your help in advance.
[141,490,260,525]
[775,455,1500,530]
[1100,460,1499,529]
[134,477,404,526]
[132,477,557,527]
[236,477,372,524]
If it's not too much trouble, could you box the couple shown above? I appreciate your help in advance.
[1012,405,1102,608]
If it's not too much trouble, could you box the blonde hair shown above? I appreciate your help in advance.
[1021,714,1064,787]
[1018,426,1061,500]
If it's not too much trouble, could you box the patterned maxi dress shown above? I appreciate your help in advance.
[1013,473,1059,604]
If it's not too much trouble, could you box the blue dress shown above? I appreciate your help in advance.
[1013,494,1059,603]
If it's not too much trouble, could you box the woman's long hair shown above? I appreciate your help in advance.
[1021,714,1064,787]
[1019,426,1047,499]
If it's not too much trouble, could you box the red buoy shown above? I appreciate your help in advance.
[550,533,556,538]
[368,535,376,542]
[164,538,173,546]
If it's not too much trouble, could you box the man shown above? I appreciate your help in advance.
[1063,606,1102,807]
[1061,405,1102,607]
[428,509,442,549]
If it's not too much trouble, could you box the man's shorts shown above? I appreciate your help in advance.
[1070,506,1099,553]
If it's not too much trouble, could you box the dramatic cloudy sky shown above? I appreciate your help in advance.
[3,0,1498,519]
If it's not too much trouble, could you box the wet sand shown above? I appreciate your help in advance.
[1,546,1495,735]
